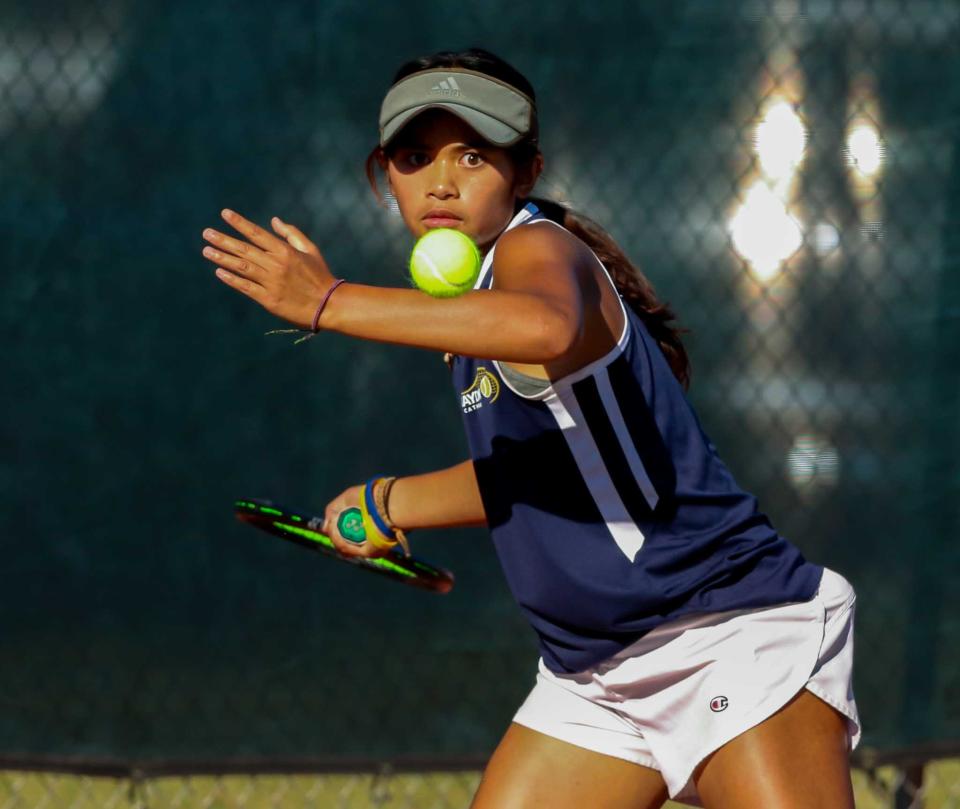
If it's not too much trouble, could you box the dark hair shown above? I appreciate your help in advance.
[364,47,691,389]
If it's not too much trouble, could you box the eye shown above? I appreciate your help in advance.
[405,151,429,167]
[462,151,484,167]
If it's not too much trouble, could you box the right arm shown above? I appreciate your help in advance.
[321,458,487,558]
[322,459,487,557]
[387,458,487,531]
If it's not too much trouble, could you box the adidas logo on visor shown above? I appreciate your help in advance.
[429,76,462,96]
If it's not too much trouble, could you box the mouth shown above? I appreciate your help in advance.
[422,209,463,228]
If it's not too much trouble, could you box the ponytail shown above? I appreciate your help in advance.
[524,196,691,389]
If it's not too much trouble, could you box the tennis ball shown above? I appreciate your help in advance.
[409,228,481,297]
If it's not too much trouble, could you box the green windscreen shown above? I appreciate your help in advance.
[1,0,957,761]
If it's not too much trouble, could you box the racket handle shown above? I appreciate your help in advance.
[336,507,367,543]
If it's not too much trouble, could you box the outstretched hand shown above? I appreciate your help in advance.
[202,208,337,329]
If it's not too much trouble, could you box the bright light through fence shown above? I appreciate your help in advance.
[729,95,807,282]
[728,181,804,282]
[846,121,885,178]
[811,222,841,256]
[754,100,807,185]
[786,433,841,494]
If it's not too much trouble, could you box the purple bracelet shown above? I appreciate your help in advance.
[312,278,346,332]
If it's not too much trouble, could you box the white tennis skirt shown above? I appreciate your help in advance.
[511,566,860,807]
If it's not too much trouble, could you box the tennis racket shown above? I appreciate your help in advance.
[234,497,454,593]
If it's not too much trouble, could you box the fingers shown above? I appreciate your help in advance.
[328,529,361,557]
[220,208,288,254]
[272,216,320,258]
[202,243,269,284]
[320,486,393,560]
[326,524,388,560]
[212,265,266,301]
[202,227,277,277]
[330,532,379,559]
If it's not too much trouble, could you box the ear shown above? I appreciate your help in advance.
[377,149,395,198]
[515,152,544,198]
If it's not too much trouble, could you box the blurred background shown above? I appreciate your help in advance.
[1,0,958,806]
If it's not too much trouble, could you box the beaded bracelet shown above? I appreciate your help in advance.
[360,476,410,558]
[359,476,411,558]
[359,478,396,551]
[375,476,410,557]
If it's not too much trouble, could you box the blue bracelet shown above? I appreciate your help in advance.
[364,476,396,540]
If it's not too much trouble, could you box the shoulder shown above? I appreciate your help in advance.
[495,218,581,265]
[492,219,589,292]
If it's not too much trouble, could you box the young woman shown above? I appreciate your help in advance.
[201,47,860,809]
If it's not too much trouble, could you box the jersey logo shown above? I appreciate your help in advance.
[461,366,500,413]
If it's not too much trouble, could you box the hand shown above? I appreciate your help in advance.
[322,484,395,560]
[202,208,337,329]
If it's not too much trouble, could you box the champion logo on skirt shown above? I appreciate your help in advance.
[710,696,729,712]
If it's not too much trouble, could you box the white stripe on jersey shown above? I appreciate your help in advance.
[546,386,647,562]
[595,365,660,510]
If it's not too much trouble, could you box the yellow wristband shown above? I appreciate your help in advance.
[360,479,399,551]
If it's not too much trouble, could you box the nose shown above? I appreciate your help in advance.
[428,156,458,199]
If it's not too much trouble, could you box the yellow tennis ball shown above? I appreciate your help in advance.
[409,228,482,297]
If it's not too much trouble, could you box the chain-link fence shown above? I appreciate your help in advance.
[2,0,958,806]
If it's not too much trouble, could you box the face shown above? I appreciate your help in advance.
[379,109,541,255]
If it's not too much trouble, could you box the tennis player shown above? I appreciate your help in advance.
[201,47,860,809]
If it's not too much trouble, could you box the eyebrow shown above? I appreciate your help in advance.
[397,140,490,150]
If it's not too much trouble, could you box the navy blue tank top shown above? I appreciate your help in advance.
[450,201,824,674]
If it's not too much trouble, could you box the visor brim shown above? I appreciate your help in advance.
[380,103,525,148]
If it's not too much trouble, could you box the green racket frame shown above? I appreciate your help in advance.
[234,497,454,594]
